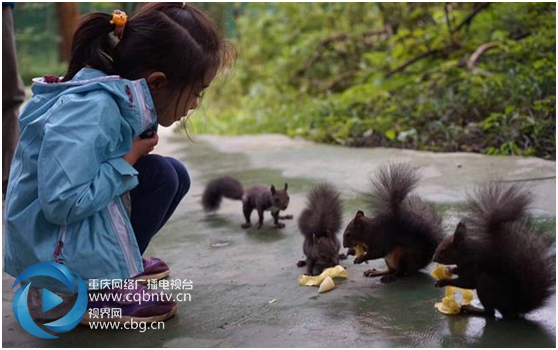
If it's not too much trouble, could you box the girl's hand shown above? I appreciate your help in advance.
[123,134,159,165]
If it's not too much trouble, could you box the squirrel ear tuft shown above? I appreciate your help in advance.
[454,222,467,245]
[270,185,276,194]
[354,210,365,227]
[284,183,288,191]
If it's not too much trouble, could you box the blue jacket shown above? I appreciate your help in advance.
[4,68,157,291]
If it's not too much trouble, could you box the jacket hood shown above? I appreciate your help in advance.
[23,68,157,136]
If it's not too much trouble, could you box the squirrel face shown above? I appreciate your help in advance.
[270,183,290,210]
[343,211,360,247]
[343,210,368,248]
[343,210,386,259]
[433,222,466,265]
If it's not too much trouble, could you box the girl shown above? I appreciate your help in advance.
[4,3,232,323]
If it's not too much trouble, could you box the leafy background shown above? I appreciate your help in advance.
[13,3,556,159]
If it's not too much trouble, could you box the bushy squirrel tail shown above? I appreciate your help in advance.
[370,162,443,266]
[202,176,244,212]
[298,183,343,238]
[370,162,420,215]
[466,182,531,232]
[466,182,555,315]
[504,220,557,314]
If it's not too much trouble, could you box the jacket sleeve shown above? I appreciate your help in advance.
[38,94,139,226]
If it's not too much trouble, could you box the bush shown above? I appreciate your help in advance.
[189,3,556,159]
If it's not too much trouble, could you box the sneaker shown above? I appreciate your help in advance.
[135,257,170,284]
[80,283,178,325]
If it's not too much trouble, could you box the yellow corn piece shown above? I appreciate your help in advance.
[431,264,475,315]
[435,289,462,315]
[460,288,474,306]
[354,244,366,259]
[430,264,453,280]
[297,265,348,287]
[444,286,454,298]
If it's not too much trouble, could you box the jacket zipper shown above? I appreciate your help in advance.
[131,80,154,131]
[54,225,67,264]
[107,199,141,277]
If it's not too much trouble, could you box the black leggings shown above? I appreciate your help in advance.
[129,155,190,254]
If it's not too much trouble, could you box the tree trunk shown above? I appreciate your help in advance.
[56,3,79,62]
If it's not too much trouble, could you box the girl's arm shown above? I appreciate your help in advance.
[38,95,139,226]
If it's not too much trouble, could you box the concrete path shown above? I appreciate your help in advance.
[3,127,556,347]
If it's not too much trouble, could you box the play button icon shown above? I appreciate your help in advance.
[41,289,63,313]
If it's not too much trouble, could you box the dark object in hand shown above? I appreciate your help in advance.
[139,128,156,139]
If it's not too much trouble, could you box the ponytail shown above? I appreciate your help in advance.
[62,3,235,88]
[62,13,116,81]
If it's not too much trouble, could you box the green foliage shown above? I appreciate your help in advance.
[13,3,123,84]
[191,3,556,159]
[13,2,237,85]
[15,27,67,85]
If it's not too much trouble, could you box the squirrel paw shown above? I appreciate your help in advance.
[281,215,293,220]
[241,223,252,229]
[380,274,397,284]
[275,223,285,229]
[296,260,307,267]
[363,268,380,277]
[256,223,263,230]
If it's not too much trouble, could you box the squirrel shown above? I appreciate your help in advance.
[433,182,556,319]
[202,176,293,229]
[342,162,444,283]
[296,183,348,275]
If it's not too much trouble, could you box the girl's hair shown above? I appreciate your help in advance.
[63,2,234,89]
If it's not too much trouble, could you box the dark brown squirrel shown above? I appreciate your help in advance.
[433,182,556,319]
[202,176,292,229]
[296,183,348,275]
[342,162,444,283]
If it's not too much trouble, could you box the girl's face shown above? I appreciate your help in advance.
[146,68,217,127]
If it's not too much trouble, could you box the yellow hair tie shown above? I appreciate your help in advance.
[110,9,127,39]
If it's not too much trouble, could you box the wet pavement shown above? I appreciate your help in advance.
[2,128,556,347]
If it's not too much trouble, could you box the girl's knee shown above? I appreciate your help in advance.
[165,157,191,197]
[135,155,180,194]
